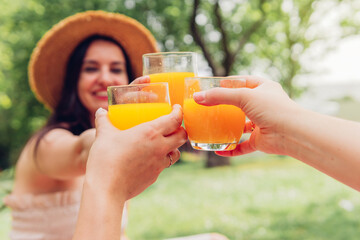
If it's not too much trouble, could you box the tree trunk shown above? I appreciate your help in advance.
[205,151,230,168]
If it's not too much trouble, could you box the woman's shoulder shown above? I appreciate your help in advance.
[17,127,76,169]
[33,127,82,161]
[40,127,75,141]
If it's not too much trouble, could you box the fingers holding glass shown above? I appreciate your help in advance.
[131,75,150,84]
[107,83,171,130]
[143,52,197,107]
[244,120,256,133]
[183,77,246,151]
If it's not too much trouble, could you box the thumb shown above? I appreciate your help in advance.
[95,108,111,132]
[193,88,251,109]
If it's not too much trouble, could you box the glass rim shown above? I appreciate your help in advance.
[143,51,196,57]
[107,82,169,91]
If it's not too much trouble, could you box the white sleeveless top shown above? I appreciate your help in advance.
[4,190,128,240]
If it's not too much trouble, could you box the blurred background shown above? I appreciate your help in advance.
[1,0,360,239]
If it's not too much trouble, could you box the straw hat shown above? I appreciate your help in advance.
[29,10,158,110]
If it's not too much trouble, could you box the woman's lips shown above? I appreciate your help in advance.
[93,91,108,100]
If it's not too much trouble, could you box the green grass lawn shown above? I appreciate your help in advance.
[0,169,12,240]
[125,154,360,240]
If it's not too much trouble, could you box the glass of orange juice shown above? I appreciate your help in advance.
[107,83,171,130]
[183,77,246,151]
[142,52,197,107]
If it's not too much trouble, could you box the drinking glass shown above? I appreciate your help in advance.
[107,83,171,130]
[183,77,246,151]
[142,52,197,107]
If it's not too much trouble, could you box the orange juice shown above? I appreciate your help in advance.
[183,99,245,144]
[108,103,171,130]
[149,72,195,106]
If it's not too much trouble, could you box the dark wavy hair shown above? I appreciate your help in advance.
[33,35,134,156]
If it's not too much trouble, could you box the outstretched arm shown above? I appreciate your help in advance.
[31,127,95,179]
[194,76,360,191]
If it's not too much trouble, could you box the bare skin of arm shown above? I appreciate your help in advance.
[193,75,360,191]
[34,128,96,179]
[12,128,95,194]
[73,105,187,239]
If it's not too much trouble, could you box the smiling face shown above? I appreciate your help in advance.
[77,39,129,117]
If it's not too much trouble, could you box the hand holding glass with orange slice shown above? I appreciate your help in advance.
[107,83,171,130]
[183,77,246,151]
[142,52,197,107]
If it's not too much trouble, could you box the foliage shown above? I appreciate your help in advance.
[187,0,360,97]
[0,0,360,169]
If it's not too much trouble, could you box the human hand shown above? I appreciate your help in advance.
[85,104,187,201]
[193,75,300,156]
[111,79,166,104]
[131,75,150,84]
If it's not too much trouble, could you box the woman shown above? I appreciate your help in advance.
[4,11,158,240]
[4,10,228,240]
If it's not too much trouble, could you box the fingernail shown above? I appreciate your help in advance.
[193,92,205,103]
[172,104,181,110]
[95,108,107,118]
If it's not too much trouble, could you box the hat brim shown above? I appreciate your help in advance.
[29,11,158,110]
